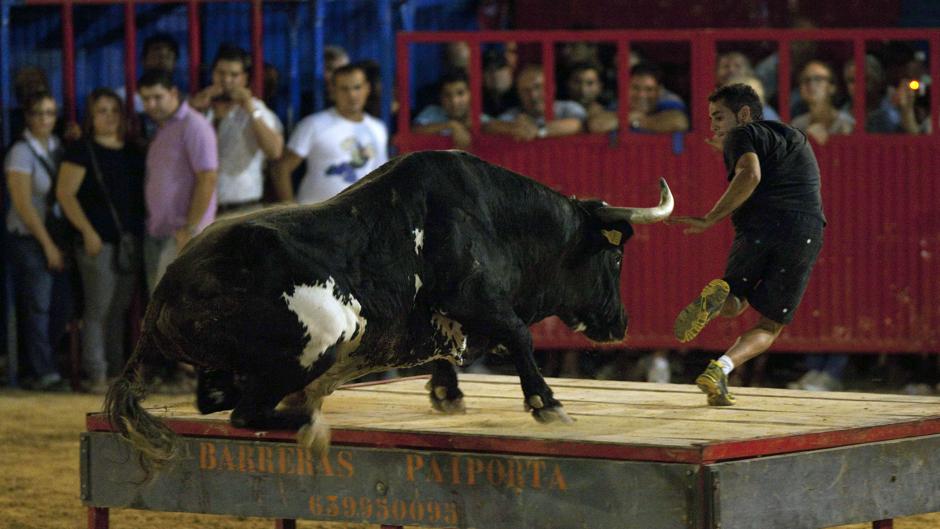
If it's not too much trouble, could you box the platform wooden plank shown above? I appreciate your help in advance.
[89,375,940,463]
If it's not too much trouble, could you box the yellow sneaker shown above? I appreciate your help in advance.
[674,279,730,343]
[695,360,736,406]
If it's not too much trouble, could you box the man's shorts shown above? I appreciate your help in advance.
[724,211,824,325]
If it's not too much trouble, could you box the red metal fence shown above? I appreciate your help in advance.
[395,29,940,353]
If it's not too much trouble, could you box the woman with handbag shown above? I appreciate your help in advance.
[3,90,70,391]
[56,88,145,394]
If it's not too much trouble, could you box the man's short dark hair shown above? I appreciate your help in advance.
[483,48,508,72]
[439,69,469,92]
[138,69,176,91]
[212,43,252,75]
[708,83,764,120]
[143,33,179,60]
[331,62,369,84]
[630,62,664,84]
[567,61,602,82]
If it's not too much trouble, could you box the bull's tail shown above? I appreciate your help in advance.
[104,302,178,476]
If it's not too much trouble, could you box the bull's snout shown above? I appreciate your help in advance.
[581,311,627,343]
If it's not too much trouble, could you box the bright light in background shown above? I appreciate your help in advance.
[909,80,920,91]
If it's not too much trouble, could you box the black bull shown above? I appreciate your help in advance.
[107,150,673,464]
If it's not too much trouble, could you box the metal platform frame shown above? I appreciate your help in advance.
[81,377,940,529]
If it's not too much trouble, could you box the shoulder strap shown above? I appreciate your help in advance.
[84,141,126,234]
[23,140,60,207]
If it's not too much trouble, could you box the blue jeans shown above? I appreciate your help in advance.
[7,235,60,379]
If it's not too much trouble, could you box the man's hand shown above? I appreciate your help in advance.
[230,86,255,112]
[705,134,724,152]
[191,85,224,111]
[511,115,539,141]
[174,227,194,253]
[449,121,472,149]
[667,215,715,234]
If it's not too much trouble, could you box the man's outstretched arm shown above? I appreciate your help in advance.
[669,151,761,233]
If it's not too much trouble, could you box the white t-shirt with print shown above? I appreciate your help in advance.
[287,108,388,205]
[208,98,284,204]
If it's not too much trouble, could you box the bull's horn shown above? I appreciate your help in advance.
[596,178,674,225]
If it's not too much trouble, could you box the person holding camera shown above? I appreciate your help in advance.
[56,88,145,394]
[189,44,284,213]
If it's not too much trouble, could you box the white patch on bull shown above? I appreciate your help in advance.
[414,274,423,299]
[412,228,424,255]
[282,277,367,369]
[431,312,468,363]
[573,322,587,333]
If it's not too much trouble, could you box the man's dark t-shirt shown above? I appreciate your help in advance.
[723,120,826,230]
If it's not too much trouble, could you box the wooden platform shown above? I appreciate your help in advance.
[83,375,940,529]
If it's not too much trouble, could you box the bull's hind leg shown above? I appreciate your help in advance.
[229,368,310,430]
[428,359,465,413]
[196,368,241,414]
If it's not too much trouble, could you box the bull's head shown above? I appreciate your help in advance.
[560,178,674,343]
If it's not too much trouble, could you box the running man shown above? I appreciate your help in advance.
[669,83,826,406]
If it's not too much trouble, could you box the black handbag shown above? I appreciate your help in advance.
[24,140,73,249]
[85,141,139,274]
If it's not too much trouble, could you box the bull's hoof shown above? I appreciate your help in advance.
[297,413,331,455]
[277,391,308,413]
[524,395,574,424]
[428,384,466,414]
[531,405,574,424]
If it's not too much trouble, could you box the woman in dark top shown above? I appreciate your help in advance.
[56,88,145,394]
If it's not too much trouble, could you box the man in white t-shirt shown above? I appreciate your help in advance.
[190,44,284,215]
[274,63,388,205]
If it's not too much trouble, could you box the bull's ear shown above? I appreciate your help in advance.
[601,229,623,246]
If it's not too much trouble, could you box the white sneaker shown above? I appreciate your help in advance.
[646,356,671,384]
[787,369,822,390]
[803,371,843,392]
[902,383,933,395]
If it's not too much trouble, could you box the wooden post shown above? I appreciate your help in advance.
[87,507,108,529]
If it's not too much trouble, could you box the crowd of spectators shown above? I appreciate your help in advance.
[3,37,388,393]
[411,39,931,147]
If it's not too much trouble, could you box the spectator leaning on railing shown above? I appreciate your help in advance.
[791,60,855,144]
[588,62,689,134]
[483,64,586,141]
[412,69,475,149]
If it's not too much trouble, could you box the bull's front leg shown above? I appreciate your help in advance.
[501,321,574,424]
[427,359,465,413]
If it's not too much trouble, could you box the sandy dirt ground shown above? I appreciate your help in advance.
[0,388,937,529]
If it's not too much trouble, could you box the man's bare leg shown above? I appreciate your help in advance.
[696,315,784,406]
[725,317,784,367]
[720,294,747,318]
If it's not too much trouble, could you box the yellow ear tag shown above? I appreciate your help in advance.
[601,229,622,246]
